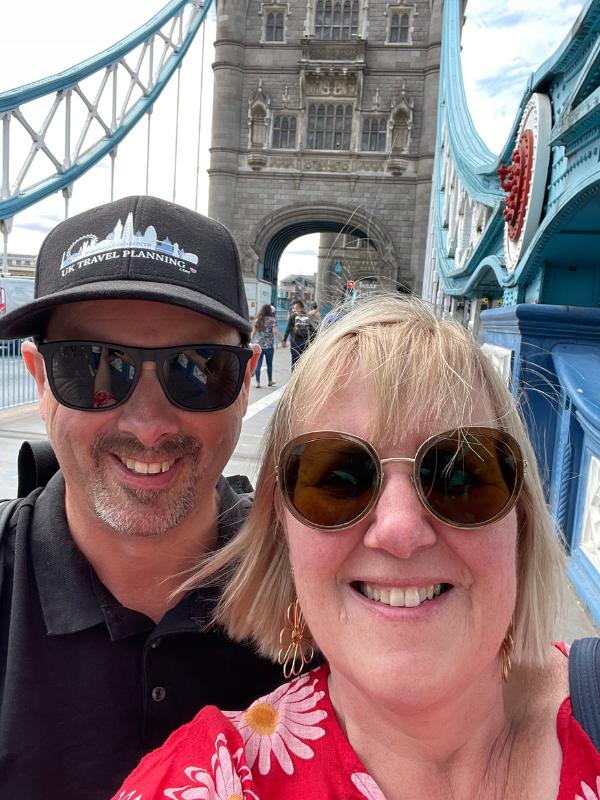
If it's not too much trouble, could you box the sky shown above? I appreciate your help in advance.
[0,0,587,278]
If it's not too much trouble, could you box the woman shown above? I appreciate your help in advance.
[283,299,311,370]
[114,295,599,800]
[251,303,285,388]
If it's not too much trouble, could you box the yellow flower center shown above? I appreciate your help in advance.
[243,702,280,735]
[228,795,243,800]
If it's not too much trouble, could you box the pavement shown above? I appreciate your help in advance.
[0,345,597,642]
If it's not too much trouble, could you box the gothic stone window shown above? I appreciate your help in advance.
[315,0,359,40]
[361,118,387,151]
[272,115,297,148]
[261,4,288,42]
[265,10,285,41]
[388,6,413,44]
[307,103,353,150]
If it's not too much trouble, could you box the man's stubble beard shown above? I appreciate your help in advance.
[90,432,204,537]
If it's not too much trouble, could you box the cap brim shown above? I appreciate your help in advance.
[0,279,252,339]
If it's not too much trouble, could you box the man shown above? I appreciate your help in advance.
[282,299,312,369]
[0,196,282,799]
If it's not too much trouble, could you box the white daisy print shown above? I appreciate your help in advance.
[225,673,327,776]
[164,733,259,800]
[577,776,600,800]
[351,772,387,799]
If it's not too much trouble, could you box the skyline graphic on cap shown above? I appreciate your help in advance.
[60,211,199,274]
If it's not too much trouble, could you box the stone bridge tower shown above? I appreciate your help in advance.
[209,0,442,307]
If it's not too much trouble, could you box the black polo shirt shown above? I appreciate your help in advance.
[0,472,283,800]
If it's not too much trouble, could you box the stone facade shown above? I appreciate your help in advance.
[209,0,442,298]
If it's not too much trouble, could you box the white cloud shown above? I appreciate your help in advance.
[461,0,585,152]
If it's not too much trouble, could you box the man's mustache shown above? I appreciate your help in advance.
[91,432,202,462]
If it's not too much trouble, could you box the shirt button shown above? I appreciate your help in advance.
[150,638,162,649]
[151,686,166,702]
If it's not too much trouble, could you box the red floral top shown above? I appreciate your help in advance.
[113,658,600,800]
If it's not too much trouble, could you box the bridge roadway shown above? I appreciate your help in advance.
[0,347,596,640]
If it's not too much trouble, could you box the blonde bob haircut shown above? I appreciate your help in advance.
[184,293,564,669]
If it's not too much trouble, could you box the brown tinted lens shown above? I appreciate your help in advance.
[282,437,379,528]
[417,430,520,526]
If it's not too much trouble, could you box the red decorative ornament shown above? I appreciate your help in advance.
[498,129,534,243]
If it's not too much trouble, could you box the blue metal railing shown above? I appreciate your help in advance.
[0,340,36,409]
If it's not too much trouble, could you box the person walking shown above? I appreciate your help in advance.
[251,303,285,388]
[0,196,283,800]
[283,300,312,370]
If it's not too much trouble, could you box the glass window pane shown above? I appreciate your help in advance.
[400,13,409,43]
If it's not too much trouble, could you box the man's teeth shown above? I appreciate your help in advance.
[360,583,444,607]
[120,457,175,475]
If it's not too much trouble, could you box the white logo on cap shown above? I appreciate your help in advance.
[60,212,199,276]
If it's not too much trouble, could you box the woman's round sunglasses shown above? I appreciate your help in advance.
[37,340,253,412]
[276,427,526,531]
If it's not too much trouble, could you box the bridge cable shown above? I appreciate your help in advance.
[194,18,207,212]
[172,64,182,203]
[145,110,153,195]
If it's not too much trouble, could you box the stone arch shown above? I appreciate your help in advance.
[251,203,400,291]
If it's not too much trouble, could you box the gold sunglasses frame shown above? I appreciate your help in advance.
[275,427,526,531]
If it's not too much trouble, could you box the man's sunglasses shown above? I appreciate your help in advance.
[276,427,526,530]
[37,340,253,412]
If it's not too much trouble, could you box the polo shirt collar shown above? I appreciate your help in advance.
[30,472,105,636]
[31,473,251,638]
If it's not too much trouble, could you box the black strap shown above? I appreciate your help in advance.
[17,440,59,498]
[0,497,22,538]
[569,637,600,750]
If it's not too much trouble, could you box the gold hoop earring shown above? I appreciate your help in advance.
[277,598,314,680]
[500,623,514,683]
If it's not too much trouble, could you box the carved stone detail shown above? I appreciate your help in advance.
[247,151,268,170]
[302,158,352,172]
[358,160,386,172]
[269,156,297,169]
[301,38,366,63]
[305,73,359,98]
[388,157,409,176]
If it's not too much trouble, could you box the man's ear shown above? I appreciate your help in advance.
[237,344,261,416]
[21,341,49,421]
[247,343,261,380]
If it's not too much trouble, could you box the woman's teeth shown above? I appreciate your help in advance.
[120,457,175,475]
[359,583,445,608]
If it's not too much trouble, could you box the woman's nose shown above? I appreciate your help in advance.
[362,468,438,558]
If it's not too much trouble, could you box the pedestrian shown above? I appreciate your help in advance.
[308,300,321,336]
[251,303,285,388]
[282,299,312,370]
[0,196,283,800]
[114,294,597,799]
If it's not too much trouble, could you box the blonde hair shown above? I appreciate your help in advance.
[183,293,564,668]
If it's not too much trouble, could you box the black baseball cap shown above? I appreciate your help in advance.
[0,195,251,339]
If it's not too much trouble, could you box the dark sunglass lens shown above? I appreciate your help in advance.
[283,438,379,528]
[163,348,243,410]
[50,344,135,409]
[418,432,518,526]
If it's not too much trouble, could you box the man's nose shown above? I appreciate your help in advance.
[115,361,180,446]
[362,467,438,558]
